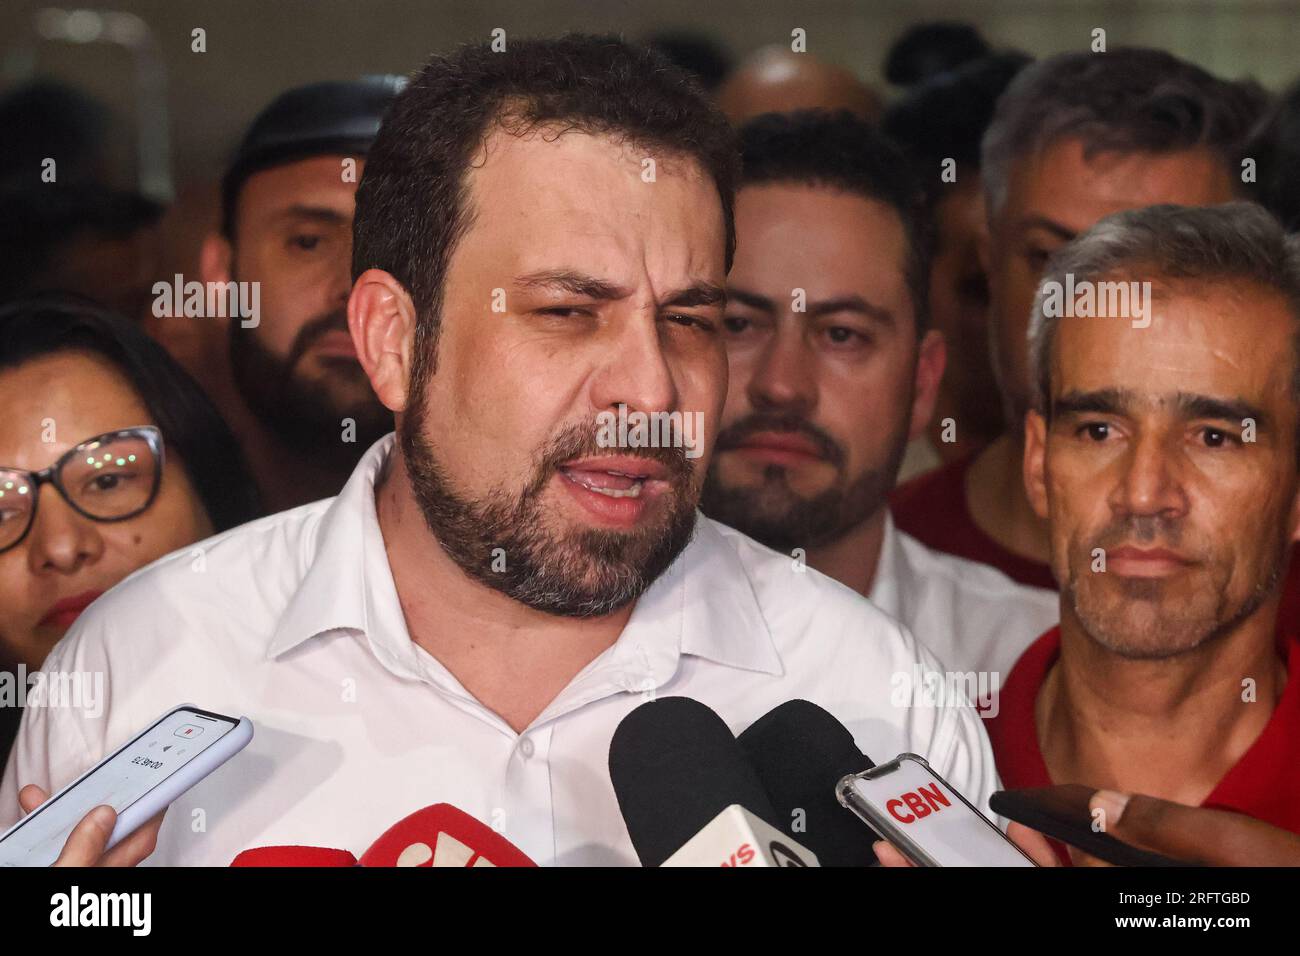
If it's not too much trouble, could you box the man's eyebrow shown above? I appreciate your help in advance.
[662,282,727,309]
[728,287,776,313]
[726,288,893,326]
[1015,215,1077,243]
[1176,393,1268,428]
[1052,388,1132,417]
[807,294,895,328]
[271,205,350,226]
[513,270,629,300]
[1052,388,1269,428]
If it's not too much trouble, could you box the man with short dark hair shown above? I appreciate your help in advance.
[702,110,1056,680]
[892,48,1266,590]
[3,36,998,867]
[198,77,403,512]
[987,203,1300,862]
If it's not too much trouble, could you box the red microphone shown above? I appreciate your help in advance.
[360,803,537,867]
[230,845,358,867]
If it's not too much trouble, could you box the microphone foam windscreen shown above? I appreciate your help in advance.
[609,696,777,867]
[230,845,359,867]
[737,699,878,867]
[360,803,537,867]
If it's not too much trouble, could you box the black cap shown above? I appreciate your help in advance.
[220,75,405,236]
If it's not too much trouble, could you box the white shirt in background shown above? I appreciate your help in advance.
[869,512,1059,705]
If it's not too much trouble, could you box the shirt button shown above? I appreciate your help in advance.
[519,736,535,759]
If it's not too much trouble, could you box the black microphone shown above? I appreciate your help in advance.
[609,696,817,867]
[737,698,879,867]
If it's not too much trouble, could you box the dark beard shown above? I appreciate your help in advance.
[700,411,906,554]
[399,404,700,618]
[228,308,391,469]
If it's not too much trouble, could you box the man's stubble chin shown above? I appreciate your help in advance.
[1061,544,1285,660]
[700,434,905,556]
[398,410,699,619]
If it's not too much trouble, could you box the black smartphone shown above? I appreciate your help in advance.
[989,785,1195,867]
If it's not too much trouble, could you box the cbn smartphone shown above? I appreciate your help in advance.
[837,753,1035,867]
[0,704,253,866]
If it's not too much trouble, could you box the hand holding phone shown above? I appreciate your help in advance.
[15,786,165,867]
[1,704,253,867]
[992,785,1297,866]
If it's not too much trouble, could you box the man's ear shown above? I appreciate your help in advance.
[908,328,947,441]
[198,233,233,285]
[349,269,418,413]
[1024,408,1050,520]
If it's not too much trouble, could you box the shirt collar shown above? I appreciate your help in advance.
[867,510,903,619]
[671,517,783,675]
[265,434,396,660]
[267,438,782,678]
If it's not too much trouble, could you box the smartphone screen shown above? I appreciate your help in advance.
[0,707,238,866]
[841,754,1035,867]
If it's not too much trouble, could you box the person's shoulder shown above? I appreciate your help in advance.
[896,528,1057,610]
[47,499,331,663]
[704,518,918,651]
[108,497,328,597]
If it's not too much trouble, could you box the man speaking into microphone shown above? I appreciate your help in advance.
[2,34,997,866]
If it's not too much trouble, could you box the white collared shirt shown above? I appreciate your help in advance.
[869,512,1059,688]
[1,436,1001,866]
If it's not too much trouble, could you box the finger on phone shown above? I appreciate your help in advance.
[52,805,116,867]
[1007,821,1061,867]
[1094,791,1300,866]
[18,784,49,815]
[98,808,166,868]
[872,840,915,867]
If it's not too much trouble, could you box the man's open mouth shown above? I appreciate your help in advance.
[557,456,672,500]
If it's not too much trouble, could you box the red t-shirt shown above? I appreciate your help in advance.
[890,454,1057,590]
[987,626,1300,865]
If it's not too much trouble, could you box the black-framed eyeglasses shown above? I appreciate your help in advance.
[0,426,165,554]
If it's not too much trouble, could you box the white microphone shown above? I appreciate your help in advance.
[662,804,819,867]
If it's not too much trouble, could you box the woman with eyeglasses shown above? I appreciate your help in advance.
[0,295,258,763]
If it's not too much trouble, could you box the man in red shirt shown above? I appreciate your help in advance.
[891,48,1263,590]
[985,202,1300,864]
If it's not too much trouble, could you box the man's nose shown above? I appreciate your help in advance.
[747,324,816,416]
[331,244,355,306]
[1107,432,1188,519]
[592,312,679,415]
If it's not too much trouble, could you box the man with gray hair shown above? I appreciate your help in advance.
[893,48,1267,594]
[985,202,1300,864]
